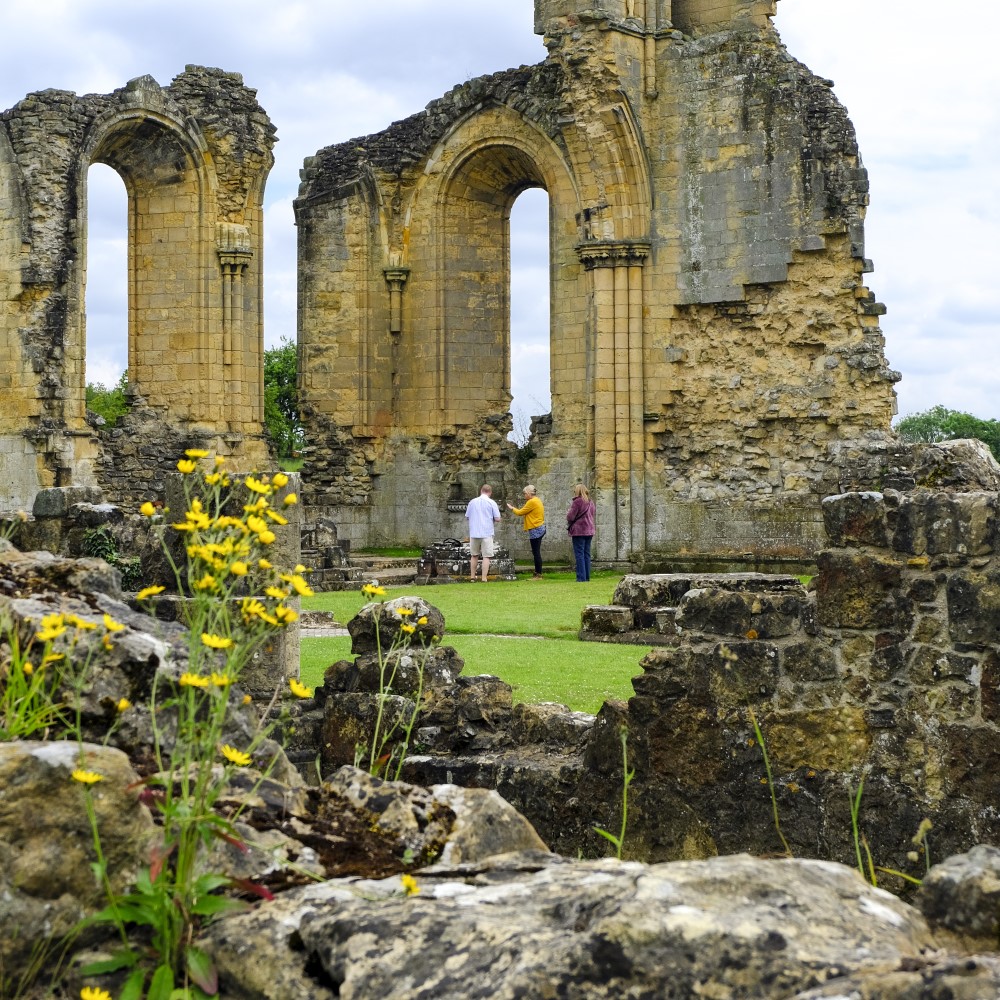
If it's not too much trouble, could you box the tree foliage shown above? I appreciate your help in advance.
[895,406,1000,461]
[85,369,129,427]
[264,337,305,458]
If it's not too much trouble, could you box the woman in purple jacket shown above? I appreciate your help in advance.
[566,483,596,582]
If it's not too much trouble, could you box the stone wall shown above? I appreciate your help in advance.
[0,67,276,512]
[296,0,897,567]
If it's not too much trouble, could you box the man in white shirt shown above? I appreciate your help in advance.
[465,484,502,582]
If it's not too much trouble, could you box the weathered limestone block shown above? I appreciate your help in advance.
[31,485,104,518]
[0,741,155,982]
[579,604,634,636]
[946,571,1000,645]
[767,707,871,772]
[199,853,936,1000]
[673,586,807,639]
[821,490,889,548]
[916,845,1000,946]
[509,702,594,749]
[890,491,996,556]
[348,595,446,655]
[815,551,909,629]
[323,644,464,699]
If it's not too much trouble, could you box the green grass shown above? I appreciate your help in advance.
[300,571,647,714]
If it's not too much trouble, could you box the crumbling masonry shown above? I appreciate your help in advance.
[0,67,275,511]
[296,0,899,567]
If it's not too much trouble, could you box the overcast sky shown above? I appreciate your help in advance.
[2,0,997,428]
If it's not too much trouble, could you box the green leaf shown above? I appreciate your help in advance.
[79,950,140,975]
[593,826,621,847]
[148,963,175,1000]
[189,895,249,918]
[186,945,219,995]
[119,967,147,1000]
[192,872,231,895]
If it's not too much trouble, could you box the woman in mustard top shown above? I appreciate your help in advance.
[507,484,546,579]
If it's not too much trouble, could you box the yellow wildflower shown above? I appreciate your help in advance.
[22,661,33,676]
[396,607,414,617]
[417,616,428,626]
[246,514,268,535]
[81,985,113,1000]
[362,583,387,598]
[204,472,222,486]
[140,501,156,517]
[283,493,298,506]
[66,614,97,631]
[117,697,131,712]
[400,873,420,896]
[201,633,234,650]
[242,693,252,705]
[230,561,249,576]
[101,634,114,651]
[258,529,276,545]
[285,574,314,598]
[265,585,290,601]
[184,449,209,459]
[258,558,272,570]
[265,509,289,526]
[136,584,165,600]
[103,613,125,633]
[193,573,218,592]
[179,673,210,688]
[43,652,64,664]
[275,605,298,625]
[177,459,197,475]
[272,472,289,488]
[245,475,272,495]
[221,744,252,767]
[400,623,416,635]
[289,678,313,699]
[210,672,232,687]
[72,769,104,785]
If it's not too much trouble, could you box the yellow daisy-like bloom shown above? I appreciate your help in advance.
[103,613,125,633]
[242,693,253,705]
[22,661,34,676]
[66,614,97,631]
[36,625,66,643]
[117,697,131,712]
[81,985,113,1000]
[136,584,165,600]
[101,634,114,651]
[246,514,268,535]
[396,607,414,617]
[287,575,314,598]
[193,573,218,592]
[400,873,420,896]
[275,605,298,625]
[210,672,232,687]
[221,744,252,767]
[258,529,276,545]
[72,769,104,785]
[43,651,64,664]
[185,448,209,459]
[140,501,156,517]
[417,616,428,626]
[283,493,298,507]
[272,472,290,488]
[258,558,272,570]
[289,678,313,699]
[179,672,210,688]
[265,509,289,526]
[204,472,222,486]
[400,623,416,635]
[177,459,197,475]
[201,632,234,650]
[265,585,290,601]
[230,561,249,576]
[362,583,387,598]
[245,475,272,495]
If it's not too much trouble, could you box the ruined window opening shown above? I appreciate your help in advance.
[508,186,551,446]
[84,163,128,395]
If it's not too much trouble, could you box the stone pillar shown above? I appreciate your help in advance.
[384,266,410,335]
[578,241,650,564]
[217,223,253,428]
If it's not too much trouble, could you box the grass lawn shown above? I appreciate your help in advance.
[300,570,651,714]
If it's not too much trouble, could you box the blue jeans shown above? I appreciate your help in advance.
[572,535,592,581]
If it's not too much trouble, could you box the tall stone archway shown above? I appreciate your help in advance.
[298,0,899,568]
[0,68,275,509]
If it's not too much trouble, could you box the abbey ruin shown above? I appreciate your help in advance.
[1,0,899,569]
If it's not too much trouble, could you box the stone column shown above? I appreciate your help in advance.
[577,241,650,564]
[217,223,253,427]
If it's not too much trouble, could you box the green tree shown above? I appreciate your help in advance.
[85,369,129,427]
[264,337,305,458]
[895,406,1000,461]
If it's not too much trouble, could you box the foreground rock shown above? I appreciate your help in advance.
[201,852,947,999]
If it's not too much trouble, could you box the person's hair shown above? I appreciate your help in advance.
[573,483,590,501]
[480,484,492,495]
[524,484,537,497]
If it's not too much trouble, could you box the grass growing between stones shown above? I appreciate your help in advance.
[301,571,644,715]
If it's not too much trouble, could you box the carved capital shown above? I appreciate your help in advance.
[575,240,651,269]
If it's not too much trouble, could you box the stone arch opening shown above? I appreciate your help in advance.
[78,112,210,427]
[509,187,551,445]
[435,142,548,430]
[83,163,128,392]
